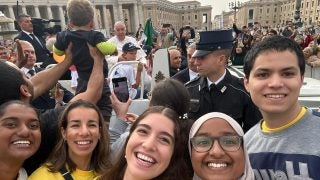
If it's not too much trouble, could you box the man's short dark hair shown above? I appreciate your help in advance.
[17,14,31,22]
[243,35,305,79]
[0,60,26,104]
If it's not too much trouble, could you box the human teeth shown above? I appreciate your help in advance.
[13,140,31,145]
[76,141,90,145]
[137,153,155,163]
[266,94,285,98]
[208,163,227,168]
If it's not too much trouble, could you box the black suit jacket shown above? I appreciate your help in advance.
[172,68,190,84]
[15,31,55,68]
[31,67,74,110]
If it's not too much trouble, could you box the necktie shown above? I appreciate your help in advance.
[29,34,43,47]
[28,69,35,76]
[210,84,215,95]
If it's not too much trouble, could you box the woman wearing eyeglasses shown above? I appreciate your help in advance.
[188,112,254,180]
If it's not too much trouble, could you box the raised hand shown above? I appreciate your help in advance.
[14,39,28,68]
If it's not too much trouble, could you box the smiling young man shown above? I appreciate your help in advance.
[244,35,320,178]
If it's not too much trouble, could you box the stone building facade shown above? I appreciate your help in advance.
[0,0,211,38]
[215,0,320,29]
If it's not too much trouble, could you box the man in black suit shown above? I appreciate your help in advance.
[19,40,73,110]
[14,14,55,68]
[172,42,198,84]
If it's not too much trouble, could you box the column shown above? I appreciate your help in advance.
[118,3,123,21]
[113,3,119,22]
[22,6,27,15]
[47,6,53,20]
[58,6,66,30]
[102,5,110,37]
[133,3,139,31]
[46,6,54,27]
[93,6,99,29]
[34,6,40,18]
[8,6,15,30]
[138,4,144,25]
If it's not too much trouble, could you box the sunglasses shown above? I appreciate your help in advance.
[191,135,242,152]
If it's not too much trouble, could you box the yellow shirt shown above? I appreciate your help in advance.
[29,165,97,180]
[261,107,307,133]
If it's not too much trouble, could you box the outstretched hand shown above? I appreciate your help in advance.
[64,42,73,63]
[88,43,104,61]
[110,91,132,121]
[15,39,28,68]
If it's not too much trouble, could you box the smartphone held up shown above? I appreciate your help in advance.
[112,77,129,102]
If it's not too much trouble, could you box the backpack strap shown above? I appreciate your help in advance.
[59,166,73,180]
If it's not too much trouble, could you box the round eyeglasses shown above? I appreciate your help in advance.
[191,135,242,152]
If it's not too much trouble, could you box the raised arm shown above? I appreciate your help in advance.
[30,43,73,99]
[70,43,104,103]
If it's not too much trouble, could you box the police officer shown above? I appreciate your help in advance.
[185,29,261,132]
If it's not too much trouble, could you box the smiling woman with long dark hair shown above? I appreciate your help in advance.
[102,106,190,180]
[29,100,111,179]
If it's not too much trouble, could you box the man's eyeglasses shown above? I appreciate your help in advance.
[191,135,242,152]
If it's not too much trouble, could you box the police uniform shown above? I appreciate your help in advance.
[186,29,261,132]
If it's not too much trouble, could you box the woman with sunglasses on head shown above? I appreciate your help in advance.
[101,106,190,180]
[29,100,110,179]
[189,112,254,180]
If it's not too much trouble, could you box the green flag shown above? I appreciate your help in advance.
[142,18,154,46]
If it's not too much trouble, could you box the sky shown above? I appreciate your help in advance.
[171,0,250,18]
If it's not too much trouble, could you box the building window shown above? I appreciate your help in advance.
[267,8,269,13]
[260,9,262,13]
[188,16,190,20]
[203,14,207,23]
[312,1,314,6]
[307,2,309,8]
[249,9,254,20]
[275,8,277,12]
[318,0,320,6]
[195,14,197,19]
[182,16,184,20]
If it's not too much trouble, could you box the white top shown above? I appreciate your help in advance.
[17,168,28,180]
[21,67,35,78]
[107,36,146,59]
[189,69,198,81]
[111,64,137,99]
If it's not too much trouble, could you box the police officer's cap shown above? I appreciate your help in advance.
[192,29,234,58]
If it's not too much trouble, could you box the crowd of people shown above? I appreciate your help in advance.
[232,21,320,67]
[1,0,320,179]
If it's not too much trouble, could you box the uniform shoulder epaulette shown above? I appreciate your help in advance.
[185,76,201,87]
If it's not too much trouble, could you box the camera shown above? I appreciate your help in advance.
[15,18,61,38]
